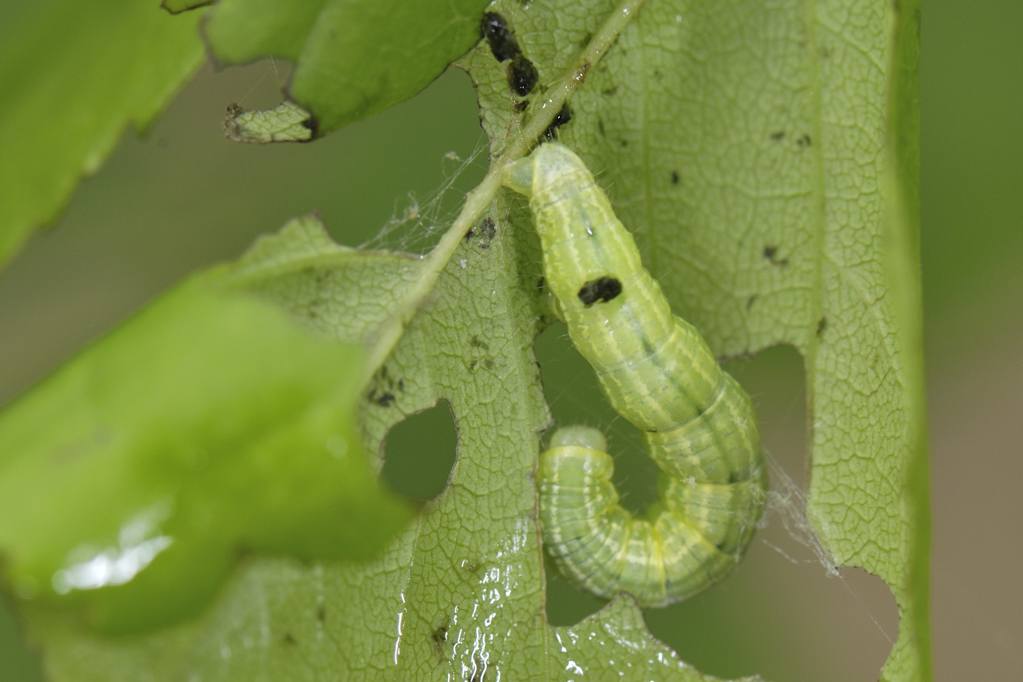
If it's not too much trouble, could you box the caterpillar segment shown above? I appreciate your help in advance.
[505,143,766,606]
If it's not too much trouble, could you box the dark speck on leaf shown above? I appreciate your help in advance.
[431,624,449,658]
[282,632,297,646]
[816,317,828,337]
[375,392,396,407]
[300,115,319,138]
[542,104,572,141]
[508,55,539,96]
[770,130,785,141]
[513,99,529,113]
[466,217,496,248]
[797,133,812,148]
[746,294,758,310]
[762,245,789,267]
[670,170,680,185]
[577,276,622,307]
[481,12,520,62]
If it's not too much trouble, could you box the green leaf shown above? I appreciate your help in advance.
[468,0,927,679]
[0,274,410,634]
[19,210,739,680]
[203,0,492,135]
[548,597,760,681]
[11,0,926,678]
[0,2,204,267]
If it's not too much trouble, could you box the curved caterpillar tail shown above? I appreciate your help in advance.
[504,143,767,606]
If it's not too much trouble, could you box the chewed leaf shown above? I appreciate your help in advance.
[6,0,922,678]
[224,101,316,143]
[203,0,492,134]
[469,0,925,679]
[0,280,410,633]
[550,597,759,681]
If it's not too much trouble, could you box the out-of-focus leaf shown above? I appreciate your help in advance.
[202,0,491,136]
[0,277,410,633]
[0,2,204,267]
[162,0,214,14]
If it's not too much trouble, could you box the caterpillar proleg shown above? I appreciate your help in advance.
[504,143,766,606]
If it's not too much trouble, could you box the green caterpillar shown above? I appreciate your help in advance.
[504,143,766,606]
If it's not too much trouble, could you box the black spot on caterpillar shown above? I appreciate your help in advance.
[503,143,766,606]
[577,276,623,306]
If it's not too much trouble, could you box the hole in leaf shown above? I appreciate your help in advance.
[644,345,899,682]
[543,560,605,627]
[534,320,659,516]
[380,400,457,504]
[534,320,661,626]
[534,326,899,679]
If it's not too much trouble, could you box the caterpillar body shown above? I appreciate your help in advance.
[504,143,766,606]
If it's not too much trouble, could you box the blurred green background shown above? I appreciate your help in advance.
[1,1,1020,680]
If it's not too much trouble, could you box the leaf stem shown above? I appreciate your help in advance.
[362,0,646,383]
